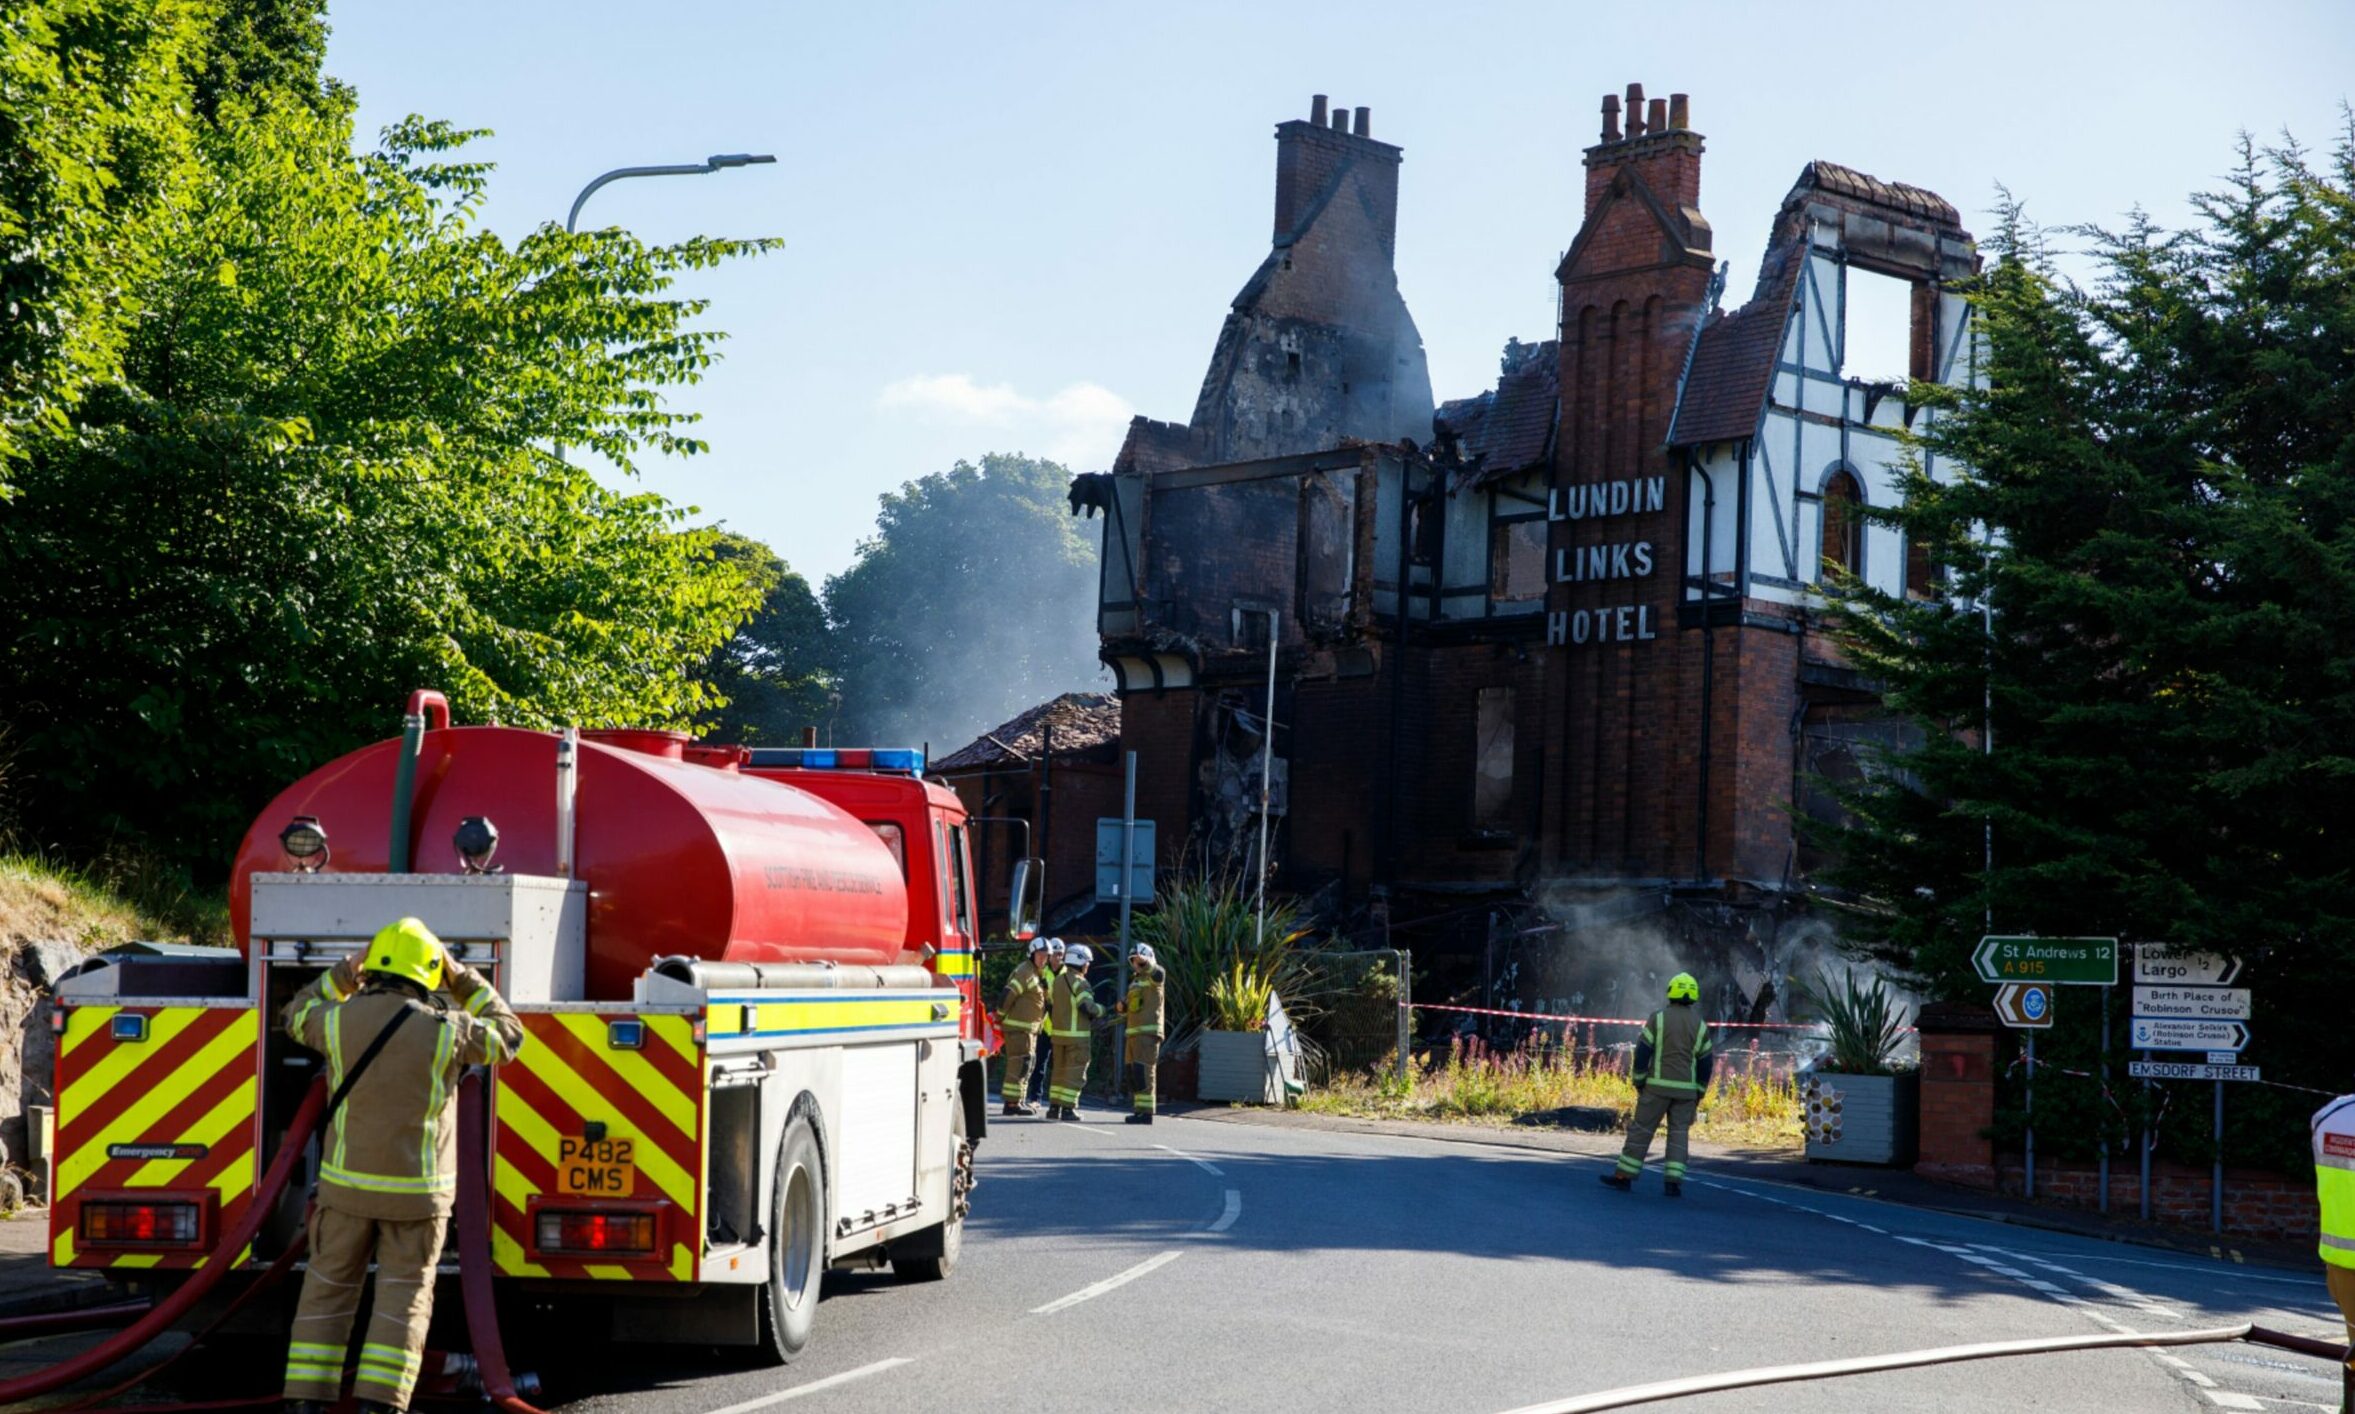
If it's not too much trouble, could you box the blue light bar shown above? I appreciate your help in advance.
[871,748,925,773]
[742,746,925,773]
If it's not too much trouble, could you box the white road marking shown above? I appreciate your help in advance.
[703,1358,913,1413]
[2200,1392,2261,1409]
[1030,1250,1184,1315]
[1155,1142,1225,1176]
[1207,1188,1243,1233]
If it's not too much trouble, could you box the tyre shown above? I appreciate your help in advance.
[891,1100,969,1282]
[753,1111,825,1363]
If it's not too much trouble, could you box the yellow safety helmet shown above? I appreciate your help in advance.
[1666,972,1700,1003]
[365,917,445,991]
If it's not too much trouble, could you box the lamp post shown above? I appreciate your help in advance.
[552,152,774,465]
[565,152,776,233]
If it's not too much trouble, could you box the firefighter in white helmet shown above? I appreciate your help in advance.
[996,935,1056,1116]
[1117,943,1166,1125]
[1046,944,1105,1120]
[280,918,522,1414]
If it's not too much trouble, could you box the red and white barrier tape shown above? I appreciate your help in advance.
[1401,1000,1873,1032]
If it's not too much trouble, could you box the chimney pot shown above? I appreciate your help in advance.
[1311,94,1328,126]
[1668,93,1690,130]
[1624,82,1646,138]
[1354,106,1371,139]
[1332,107,1349,133]
[1600,93,1621,143]
[1646,97,1667,135]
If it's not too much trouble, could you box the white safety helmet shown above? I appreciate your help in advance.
[1129,943,1156,968]
[1044,938,1067,960]
[1029,933,1054,953]
[1064,944,1094,969]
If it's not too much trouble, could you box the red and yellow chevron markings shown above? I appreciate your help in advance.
[492,1012,702,1282]
[49,1005,261,1270]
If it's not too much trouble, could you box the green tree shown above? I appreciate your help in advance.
[698,533,837,745]
[824,453,1103,753]
[0,0,207,482]
[1824,128,2355,1170]
[0,85,776,871]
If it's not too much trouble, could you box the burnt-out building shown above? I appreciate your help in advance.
[1070,88,1979,1016]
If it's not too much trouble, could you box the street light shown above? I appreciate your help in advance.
[565,152,776,233]
[552,151,775,465]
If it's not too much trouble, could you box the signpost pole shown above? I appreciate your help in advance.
[2099,981,2110,1214]
[2024,1030,2036,1200]
[1116,751,1136,1103]
[2139,1055,2153,1222]
[2211,1080,2224,1234]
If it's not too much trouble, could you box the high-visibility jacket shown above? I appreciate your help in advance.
[999,958,1050,1033]
[1632,1002,1713,1096]
[1119,972,1164,1063]
[2314,1093,2355,1270]
[1049,969,1102,1040]
[283,956,523,1220]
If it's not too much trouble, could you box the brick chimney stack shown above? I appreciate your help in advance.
[1274,92,1402,263]
[1583,82,1702,219]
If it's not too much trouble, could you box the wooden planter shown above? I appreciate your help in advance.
[1802,1071,1920,1166]
[1196,1029,1281,1104]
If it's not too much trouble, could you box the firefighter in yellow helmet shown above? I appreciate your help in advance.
[2313,1085,2355,1411]
[280,918,522,1414]
[997,935,1055,1116]
[1600,971,1713,1198]
[1046,943,1105,1121]
[1116,943,1165,1125]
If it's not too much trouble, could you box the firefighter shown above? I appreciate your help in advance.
[280,918,522,1414]
[2314,1085,2355,1412]
[1599,972,1713,1198]
[1046,943,1105,1121]
[1116,943,1165,1125]
[1027,939,1067,1109]
[998,935,1056,1116]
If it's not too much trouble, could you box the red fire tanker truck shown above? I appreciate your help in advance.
[43,691,1036,1363]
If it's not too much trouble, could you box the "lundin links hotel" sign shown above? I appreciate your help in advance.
[1546,475,1664,647]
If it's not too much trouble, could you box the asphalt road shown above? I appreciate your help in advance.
[8,1108,2345,1412]
[524,1105,2347,1414]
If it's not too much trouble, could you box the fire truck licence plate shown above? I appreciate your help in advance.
[555,1136,636,1197]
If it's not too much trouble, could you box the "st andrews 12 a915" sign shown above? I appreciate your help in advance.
[1973,936,2118,986]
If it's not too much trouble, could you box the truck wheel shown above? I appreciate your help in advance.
[755,1113,825,1363]
[892,1101,968,1282]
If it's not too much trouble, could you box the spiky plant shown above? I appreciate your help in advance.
[1795,969,1911,1076]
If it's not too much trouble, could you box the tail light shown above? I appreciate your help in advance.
[535,1210,657,1256]
[81,1198,204,1247]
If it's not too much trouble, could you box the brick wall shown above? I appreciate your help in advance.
[1916,1025,1998,1185]
[1994,1157,2320,1242]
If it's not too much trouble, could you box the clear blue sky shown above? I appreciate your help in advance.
[324,1,2352,584]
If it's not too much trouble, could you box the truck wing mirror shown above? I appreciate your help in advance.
[1008,857,1044,942]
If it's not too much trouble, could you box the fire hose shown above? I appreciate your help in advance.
[0,1078,328,1405]
[0,1070,546,1412]
[1500,1323,2354,1413]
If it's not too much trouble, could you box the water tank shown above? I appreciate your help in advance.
[228,726,909,1000]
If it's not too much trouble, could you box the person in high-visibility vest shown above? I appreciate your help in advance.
[997,935,1056,1116]
[1600,971,1714,1198]
[1028,939,1066,1109]
[2313,1087,2355,1411]
[1116,943,1165,1125]
[1046,943,1105,1121]
[281,918,522,1414]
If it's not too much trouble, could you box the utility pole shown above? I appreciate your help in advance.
[1115,751,1137,1103]
[1255,609,1279,948]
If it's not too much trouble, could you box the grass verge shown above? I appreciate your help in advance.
[0,852,228,949]
[1301,1034,1805,1149]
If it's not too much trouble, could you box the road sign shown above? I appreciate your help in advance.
[2132,944,2243,987]
[1973,936,2118,986]
[2129,1060,2262,1083]
[2130,985,2251,1021]
[2205,1051,2239,1065]
[1093,818,1156,904]
[2128,1017,2249,1053]
[1992,982,2054,1029]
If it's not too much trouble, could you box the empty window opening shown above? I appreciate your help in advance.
[1820,471,1864,581]
[1474,687,1515,829]
[1842,266,1917,384]
[1490,520,1546,603]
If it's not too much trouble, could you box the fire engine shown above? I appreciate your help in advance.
[43,691,1036,1362]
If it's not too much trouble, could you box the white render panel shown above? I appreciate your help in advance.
[250,872,586,1004]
